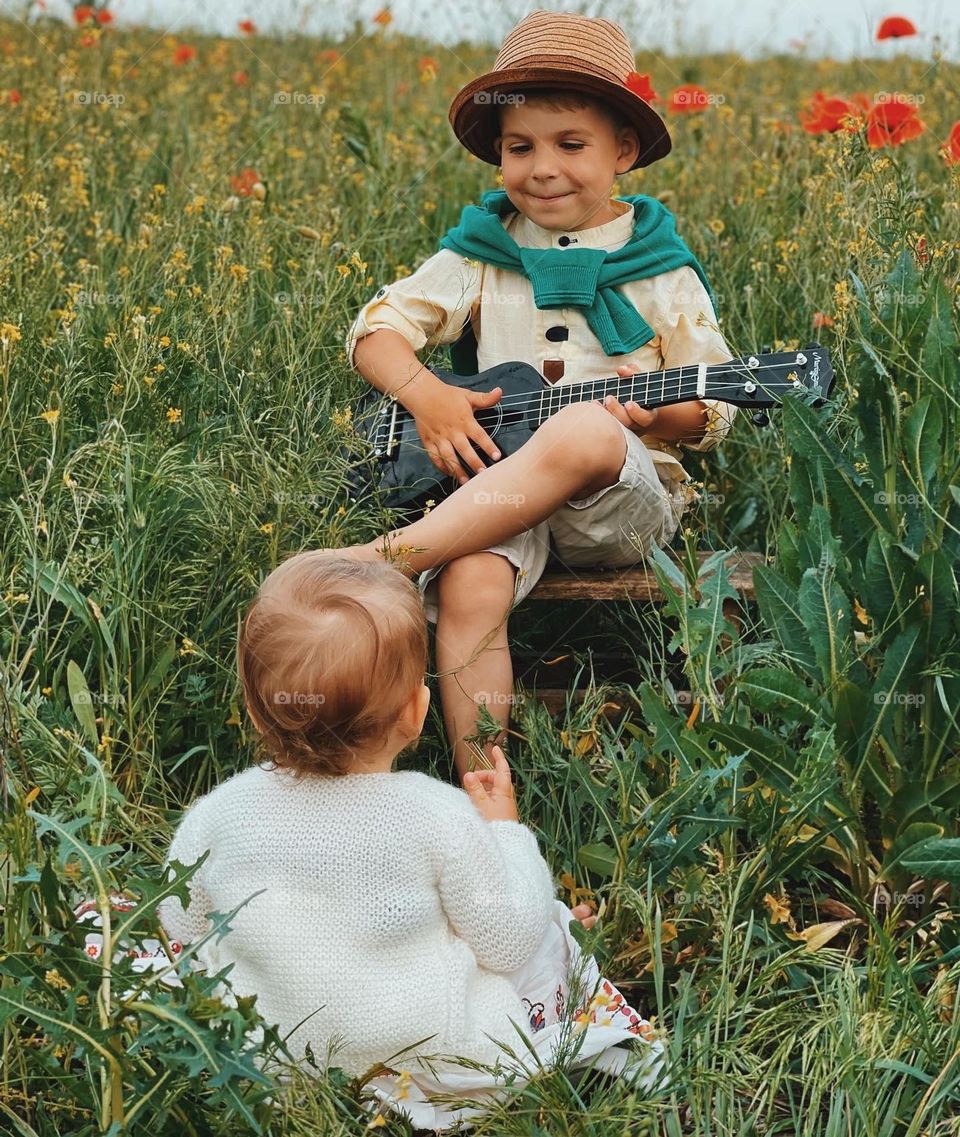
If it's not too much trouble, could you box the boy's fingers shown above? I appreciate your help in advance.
[625,403,657,428]
[601,395,631,426]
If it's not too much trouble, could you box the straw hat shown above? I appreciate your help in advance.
[448,10,671,171]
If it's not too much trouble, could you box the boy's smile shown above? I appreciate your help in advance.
[495,100,640,232]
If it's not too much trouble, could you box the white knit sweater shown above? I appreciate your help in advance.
[159,765,557,1077]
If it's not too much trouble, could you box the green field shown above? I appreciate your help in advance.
[2,7,960,1135]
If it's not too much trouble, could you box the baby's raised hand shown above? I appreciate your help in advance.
[463,745,519,823]
[600,360,660,435]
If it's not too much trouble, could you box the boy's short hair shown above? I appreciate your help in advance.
[238,552,428,777]
[496,86,634,140]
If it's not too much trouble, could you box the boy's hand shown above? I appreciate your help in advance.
[463,745,519,823]
[412,381,503,485]
[600,360,660,435]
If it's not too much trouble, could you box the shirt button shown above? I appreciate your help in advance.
[557,235,571,246]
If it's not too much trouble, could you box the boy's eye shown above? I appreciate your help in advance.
[507,142,584,154]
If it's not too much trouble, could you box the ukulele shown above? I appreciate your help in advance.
[341,344,835,522]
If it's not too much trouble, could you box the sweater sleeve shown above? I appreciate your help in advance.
[657,266,738,453]
[157,798,216,949]
[343,248,483,372]
[436,800,555,974]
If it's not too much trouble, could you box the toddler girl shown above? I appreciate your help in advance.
[159,552,665,1130]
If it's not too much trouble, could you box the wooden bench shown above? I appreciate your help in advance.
[516,550,764,716]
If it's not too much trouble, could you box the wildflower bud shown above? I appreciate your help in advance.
[222,195,241,212]
[295,225,322,240]
[250,181,267,201]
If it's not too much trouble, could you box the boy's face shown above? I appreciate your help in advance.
[494,100,640,232]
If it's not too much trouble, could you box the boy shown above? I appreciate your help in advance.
[340,10,738,782]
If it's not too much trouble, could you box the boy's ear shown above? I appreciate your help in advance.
[617,127,641,172]
[492,135,503,160]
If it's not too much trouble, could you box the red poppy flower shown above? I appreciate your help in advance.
[418,56,438,80]
[96,9,112,24]
[866,99,925,148]
[799,91,866,134]
[7,88,21,105]
[230,167,263,196]
[232,70,249,86]
[172,43,196,66]
[812,312,834,329]
[877,16,917,39]
[669,84,711,113]
[625,71,658,103]
[73,5,95,23]
[238,19,256,35]
[319,49,340,65]
[941,121,960,165]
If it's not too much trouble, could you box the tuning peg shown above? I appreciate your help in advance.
[751,411,770,427]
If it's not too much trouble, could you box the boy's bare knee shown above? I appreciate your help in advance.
[543,402,624,465]
[436,552,517,616]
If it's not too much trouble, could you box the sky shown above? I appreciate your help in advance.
[6,0,960,62]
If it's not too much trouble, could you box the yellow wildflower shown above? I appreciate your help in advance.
[179,638,198,657]
[166,407,183,424]
[40,409,60,426]
[259,522,274,535]
[1,322,22,345]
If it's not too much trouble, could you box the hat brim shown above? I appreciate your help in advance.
[449,69,672,170]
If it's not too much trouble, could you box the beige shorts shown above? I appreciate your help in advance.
[418,422,682,624]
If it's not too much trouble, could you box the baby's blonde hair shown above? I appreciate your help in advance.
[238,553,428,776]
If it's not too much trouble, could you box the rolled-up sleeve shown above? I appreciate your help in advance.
[344,249,483,372]
[657,267,738,452]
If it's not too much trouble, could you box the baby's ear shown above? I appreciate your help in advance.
[492,135,502,160]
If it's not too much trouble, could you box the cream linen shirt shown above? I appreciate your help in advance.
[344,197,738,492]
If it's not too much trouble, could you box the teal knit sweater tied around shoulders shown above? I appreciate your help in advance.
[438,188,716,376]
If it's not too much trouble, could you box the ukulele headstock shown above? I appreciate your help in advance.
[716,342,835,409]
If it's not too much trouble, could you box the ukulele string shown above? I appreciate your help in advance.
[438,359,820,414]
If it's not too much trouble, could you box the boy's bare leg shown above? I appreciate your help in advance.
[433,552,516,783]
[349,403,627,576]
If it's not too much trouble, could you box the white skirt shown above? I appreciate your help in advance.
[361,900,667,1131]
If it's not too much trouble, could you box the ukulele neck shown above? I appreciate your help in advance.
[534,364,710,427]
